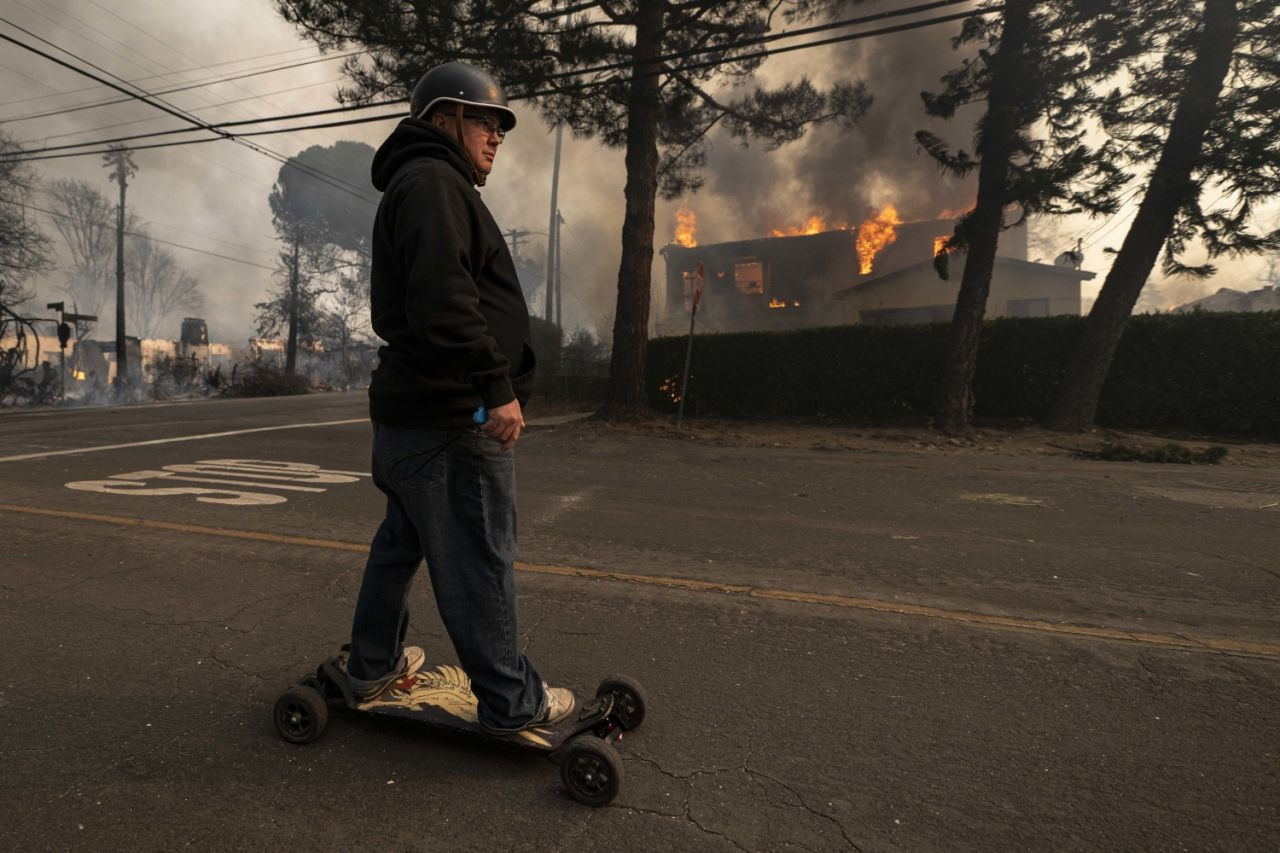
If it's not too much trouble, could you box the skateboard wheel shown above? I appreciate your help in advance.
[560,735,623,807]
[596,674,647,731]
[274,686,328,744]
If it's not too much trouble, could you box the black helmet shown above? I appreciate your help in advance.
[410,62,517,131]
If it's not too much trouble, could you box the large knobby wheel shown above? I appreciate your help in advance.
[274,686,328,744]
[560,735,623,807]
[596,674,647,731]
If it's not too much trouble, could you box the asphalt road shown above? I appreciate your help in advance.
[2,392,1277,851]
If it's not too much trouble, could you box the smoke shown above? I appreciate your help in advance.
[8,0,371,345]
[7,0,1269,354]
[660,1,1278,308]
[671,6,984,248]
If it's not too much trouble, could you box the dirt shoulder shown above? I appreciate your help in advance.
[535,408,1280,470]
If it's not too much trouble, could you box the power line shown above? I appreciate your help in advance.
[534,0,979,84]
[8,0,986,143]
[1,4,999,165]
[2,112,399,163]
[0,49,364,124]
[59,0,353,152]
[31,76,346,145]
[22,200,277,271]
[0,18,380,205]
[12,83,386,155]
[33,184,278,261]
[0,43,321,109]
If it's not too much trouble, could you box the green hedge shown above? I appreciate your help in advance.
[646,312,1280,438]
[528,316,563,400]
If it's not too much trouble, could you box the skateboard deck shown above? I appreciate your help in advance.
[322,652,604,750]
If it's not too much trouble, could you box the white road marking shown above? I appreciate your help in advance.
[64,458,367,506]
[64,479,289,506]
[0,418,369,463]
[157,475,327,492]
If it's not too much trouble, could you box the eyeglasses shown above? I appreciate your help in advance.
[460,112,506,140]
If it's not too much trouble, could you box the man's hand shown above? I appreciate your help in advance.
[481,399,524,451]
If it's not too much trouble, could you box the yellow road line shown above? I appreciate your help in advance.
[4,502,1278,661]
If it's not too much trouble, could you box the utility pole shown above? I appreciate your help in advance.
[544,124,563,324]
[506,227,533,259]
[555,210,565,328]
[103,144,137,390]
[286,233,300,376]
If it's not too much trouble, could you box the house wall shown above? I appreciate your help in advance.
[840,259,1083,325]
[659,232,858,335]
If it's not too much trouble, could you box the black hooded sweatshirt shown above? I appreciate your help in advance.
[366,118,534,427]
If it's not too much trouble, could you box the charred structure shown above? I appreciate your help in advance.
[656,218,1097,335]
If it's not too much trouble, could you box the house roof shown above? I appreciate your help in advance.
[1172,285,1278,312]
[659,229,856,257]
[832,255,1096,300]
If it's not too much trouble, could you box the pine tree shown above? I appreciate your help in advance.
[258,141,377,374]
[1048,0,1280,431]
[917,0,1136,433]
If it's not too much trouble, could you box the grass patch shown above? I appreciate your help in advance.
[1085,442,1228,464]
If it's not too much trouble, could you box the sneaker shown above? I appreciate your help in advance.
[533,683,576,727]
[478,683,577,734]
[349,646,425,702]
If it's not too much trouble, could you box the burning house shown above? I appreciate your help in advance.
[657,205,1093,335]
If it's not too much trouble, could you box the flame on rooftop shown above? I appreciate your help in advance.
[675,203,698,247]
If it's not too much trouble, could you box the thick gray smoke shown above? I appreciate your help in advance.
[675,12,983,248]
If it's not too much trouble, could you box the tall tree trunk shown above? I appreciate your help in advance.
[1048,0,1238,432]
[286,234,300,376]
[936,0,1033,435]
[602,0,665,420]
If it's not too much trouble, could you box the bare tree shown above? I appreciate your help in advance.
[0,130,53,291]
[125,230,204,339]
[46,178,122,323]
[321,267,373,387]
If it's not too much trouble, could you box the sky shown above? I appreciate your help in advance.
[2,0,1274,345]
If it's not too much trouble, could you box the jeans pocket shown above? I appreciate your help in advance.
[380,427,451,493]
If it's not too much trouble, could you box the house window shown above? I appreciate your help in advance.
[734,259,764,295]
[680,268,701,312]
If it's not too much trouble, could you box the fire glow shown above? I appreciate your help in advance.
[933,235,949,257]
[675,203,698,247]
[769,215,847,238]
[855,204,902,275]
[765,203,906,275]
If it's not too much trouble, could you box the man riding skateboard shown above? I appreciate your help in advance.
[346,61,574,733]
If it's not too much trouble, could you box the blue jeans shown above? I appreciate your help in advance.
[348,423,545,730]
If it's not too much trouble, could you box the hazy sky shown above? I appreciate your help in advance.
[2,0,1273,344]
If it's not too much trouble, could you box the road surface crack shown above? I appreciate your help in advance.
[745,768,862,852]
